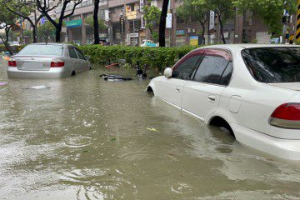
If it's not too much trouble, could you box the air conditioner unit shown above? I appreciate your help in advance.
[192,29,196,33]
[187,28,191,33]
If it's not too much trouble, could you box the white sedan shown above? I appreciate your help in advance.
[147,44,300,160]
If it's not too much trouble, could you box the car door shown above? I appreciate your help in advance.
[156,51,203,108]
[74,48,89,72]
[68,46,79,73]
[182,49,233,122]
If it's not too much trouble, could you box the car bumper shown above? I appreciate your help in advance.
[231,123,300,160]
[7,67,67,79]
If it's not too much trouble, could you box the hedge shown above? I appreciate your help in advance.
[78,45,198,70]
[0,45,25,53]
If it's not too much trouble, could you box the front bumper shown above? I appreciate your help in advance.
[231,123,300,160]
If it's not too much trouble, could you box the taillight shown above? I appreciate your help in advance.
[8,58,16,67]
[51,59,64,67]
[269,103,300,129]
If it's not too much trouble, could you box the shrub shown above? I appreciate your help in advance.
[0,45,25,53]
[78,45,197,71]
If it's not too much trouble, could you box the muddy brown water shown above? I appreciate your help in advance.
[0,61,300,200]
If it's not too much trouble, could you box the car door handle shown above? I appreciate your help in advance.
[176,87,180,92]
[208,95,216,102]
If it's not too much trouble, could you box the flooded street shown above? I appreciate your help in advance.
[0,60,300,200]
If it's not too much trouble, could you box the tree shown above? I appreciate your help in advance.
[36,0,83,42]
[93,0,100,44]
[177,0,209,45]
[233,0,297,36]
[37,21,56,42]
[193,0,235,44]
[159,0,169,47]
[143,5,161,41]
[4,0,42,43]
[23,29,33,43]
[0,2,16,54]
[85,16,106,30]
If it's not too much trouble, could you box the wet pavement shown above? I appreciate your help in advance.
[0,60,300,200]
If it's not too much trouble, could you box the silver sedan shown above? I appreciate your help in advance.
[7,43,91,79]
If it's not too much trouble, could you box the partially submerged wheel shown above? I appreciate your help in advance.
[209,116,235,138]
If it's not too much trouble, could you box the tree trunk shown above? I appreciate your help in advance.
[93,0,100,44]
[218,14,226,44]
[200,22,206,45]
[159,0,169,47]
[3,27,13,55]
[55,26,62,42]
[33,9,37,43]
[32,25,37,43]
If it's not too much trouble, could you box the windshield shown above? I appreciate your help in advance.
[18,44,63,56]
[242,47,300,83]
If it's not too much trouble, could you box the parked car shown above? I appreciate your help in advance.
[7,43,91,79]
[11,41,20,46]
[147,44,300,160]
[141,40,158,47]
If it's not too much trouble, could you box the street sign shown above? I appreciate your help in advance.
[120,16,125,34]
[41,17,45,25]
[129,33,139,38]
[140,0,144,13]
[209,10,215,30]
[166,13,172,28]
[105,10,110,21]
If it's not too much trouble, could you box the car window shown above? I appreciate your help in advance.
[219,62,233,86]
[18,45,63,56]
[69,47,78,59]
[242,48,300,83]
[194,55,229,85]
[172,55,202,80]
[75,48,85,60]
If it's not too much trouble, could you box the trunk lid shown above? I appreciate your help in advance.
[268,83,300,91]
[15,56,56,71]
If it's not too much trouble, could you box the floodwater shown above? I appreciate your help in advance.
[0,61,300,200]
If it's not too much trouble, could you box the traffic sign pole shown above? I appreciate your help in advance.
[296,0,300,41]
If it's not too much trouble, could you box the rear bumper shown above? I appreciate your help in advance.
[7,67,67,79]
[231,123,300,160]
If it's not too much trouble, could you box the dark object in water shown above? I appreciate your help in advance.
[100,74,133,81]
[135,63,148,79]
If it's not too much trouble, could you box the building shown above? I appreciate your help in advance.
[22,0,297,46]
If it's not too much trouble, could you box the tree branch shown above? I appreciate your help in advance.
[63,0,83,19]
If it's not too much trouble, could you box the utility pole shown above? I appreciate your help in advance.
[296,0,300,42]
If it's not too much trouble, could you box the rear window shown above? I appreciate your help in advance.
[18,45,63,56]
[242,47,300,83]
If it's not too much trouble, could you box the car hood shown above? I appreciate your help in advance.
[268,83,300,91]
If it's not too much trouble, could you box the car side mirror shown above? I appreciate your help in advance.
[85,55,90,60]
[164,67,173,78]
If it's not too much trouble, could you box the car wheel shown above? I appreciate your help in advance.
[209,117,235,138]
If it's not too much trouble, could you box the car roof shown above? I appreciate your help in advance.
[198,44,300,51]
[27,43,66,46]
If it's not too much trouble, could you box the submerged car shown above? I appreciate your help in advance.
[147,44,300,160]
[7,43,91,79]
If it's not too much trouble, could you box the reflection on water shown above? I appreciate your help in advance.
[0,62,300,199]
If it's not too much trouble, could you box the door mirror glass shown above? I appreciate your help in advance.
[164,67,173,78]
